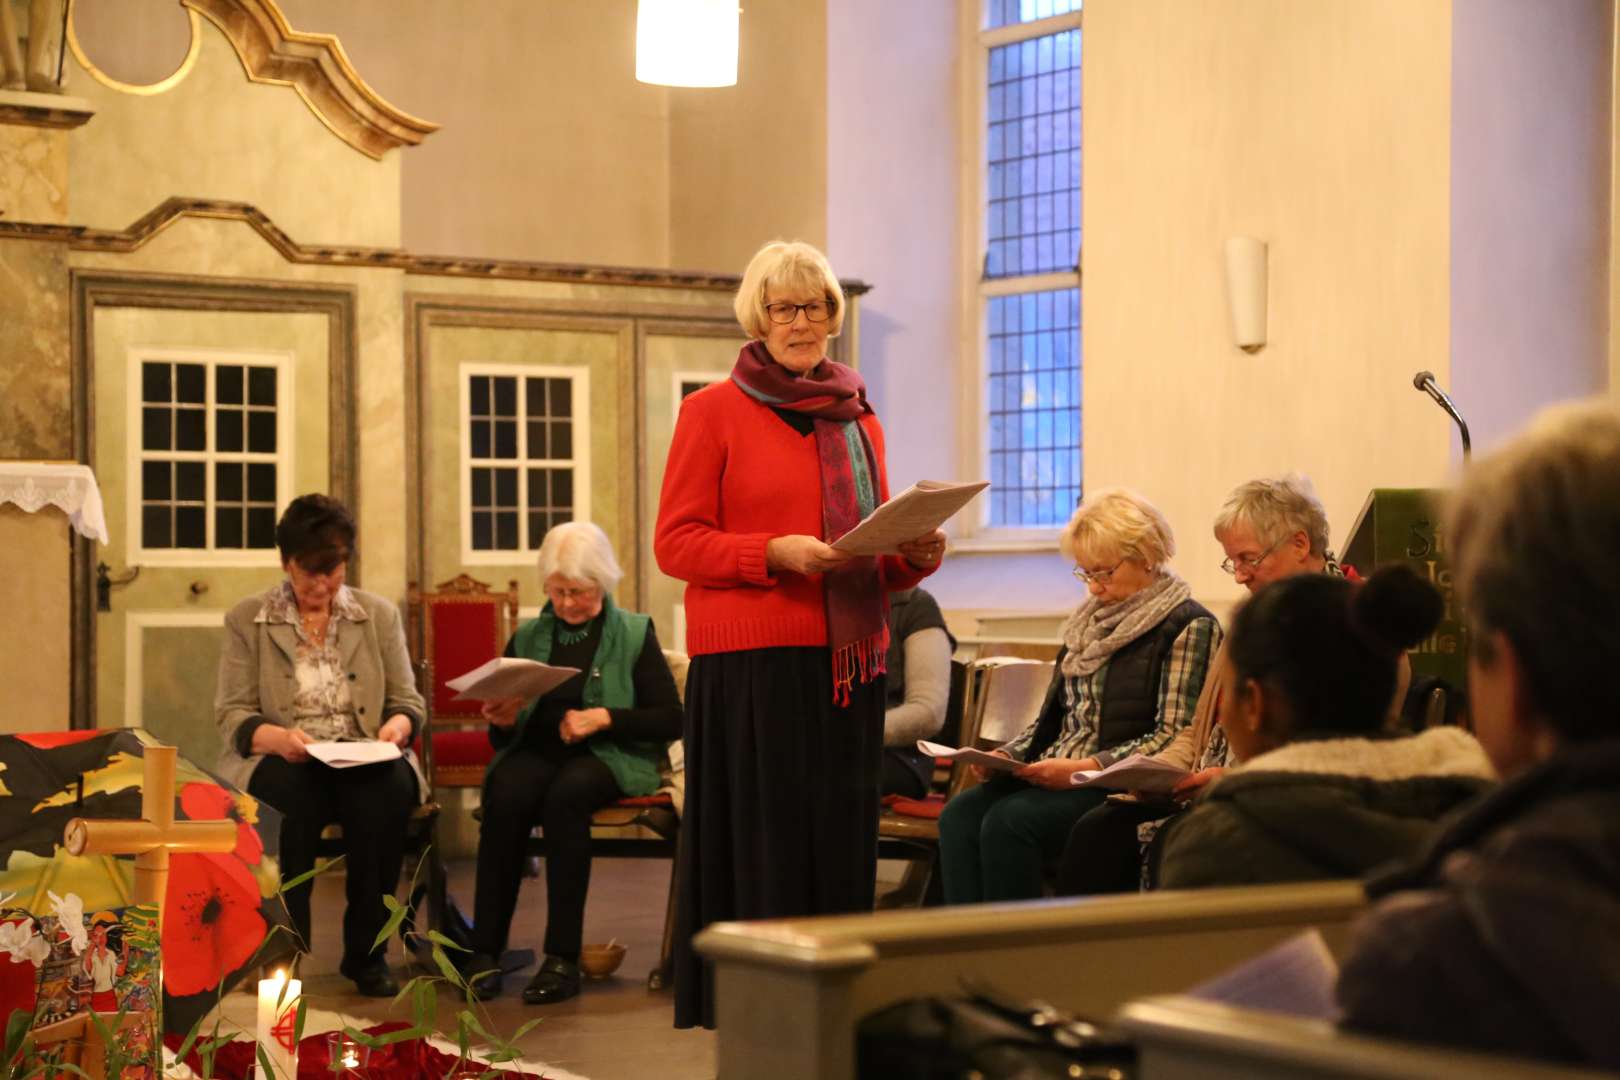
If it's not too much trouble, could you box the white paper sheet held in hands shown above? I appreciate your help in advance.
[831,480,990,556]
[444,657,581,702]
[1069,754,1190,795]
[916,739,1022,773]
[306,740,402,769]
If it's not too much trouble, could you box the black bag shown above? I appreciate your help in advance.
[856,981,1136,1080]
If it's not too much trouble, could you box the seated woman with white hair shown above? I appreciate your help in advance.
[938,489,1221,903]
[463,522,682,1006]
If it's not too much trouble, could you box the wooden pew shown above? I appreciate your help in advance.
[1117,996,1614,1080]
[694,880,1367,1080]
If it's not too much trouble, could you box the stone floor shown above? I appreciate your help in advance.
[206,854,716,1080]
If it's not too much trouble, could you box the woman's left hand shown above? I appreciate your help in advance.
[1015,757,1093,790]
[377,714,413,747]
[898,529,947,571]
[560,707,612,745]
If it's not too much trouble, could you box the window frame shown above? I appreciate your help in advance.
[125,347,294,567]
[457,361,592,567]
[957,4,1084,551]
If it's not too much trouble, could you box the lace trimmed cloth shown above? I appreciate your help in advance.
[0,463,108,544]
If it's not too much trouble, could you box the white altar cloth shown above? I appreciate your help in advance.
[0,462,109,544]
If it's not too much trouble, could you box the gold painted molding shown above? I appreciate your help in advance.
[66,5,203,96]
[0,196,874,294]
[182,0,438,159]
[0,89,95,128]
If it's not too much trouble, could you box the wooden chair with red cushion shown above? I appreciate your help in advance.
[407,574,520,790]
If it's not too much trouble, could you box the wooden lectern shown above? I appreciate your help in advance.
[1341,488,1468,691]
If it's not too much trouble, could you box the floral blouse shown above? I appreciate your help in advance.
[259,582,367,742]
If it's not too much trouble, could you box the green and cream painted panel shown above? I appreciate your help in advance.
[92,308,331,743]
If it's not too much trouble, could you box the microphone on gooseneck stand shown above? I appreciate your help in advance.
[1412,371,1471,464]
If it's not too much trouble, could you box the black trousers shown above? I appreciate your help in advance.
[673,646,884,1030]
[247,755,418,970]
[1054,796,1177,896]
[472,746,621,962]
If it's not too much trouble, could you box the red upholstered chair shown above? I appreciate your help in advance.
[407,575,520,790]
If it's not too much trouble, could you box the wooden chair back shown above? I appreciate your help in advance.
[407,574,519,725]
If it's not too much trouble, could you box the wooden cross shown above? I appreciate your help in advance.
[62,745,240,925]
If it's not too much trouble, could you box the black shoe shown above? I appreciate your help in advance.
[341,959,399,998]
[459,952,503,1000]
[521,955,581,1005]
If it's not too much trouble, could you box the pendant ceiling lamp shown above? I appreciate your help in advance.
[636,0,739,88]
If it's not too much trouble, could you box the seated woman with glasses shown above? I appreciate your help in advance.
[937,488,1220,903]
[1057,473,1369,895]
[463,522,682,1006]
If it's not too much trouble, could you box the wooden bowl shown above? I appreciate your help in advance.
[579,943,626,978]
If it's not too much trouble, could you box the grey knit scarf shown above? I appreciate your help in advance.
[1060,570,1192,678]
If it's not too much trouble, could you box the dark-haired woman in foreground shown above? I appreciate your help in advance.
[1156,566,1494,888]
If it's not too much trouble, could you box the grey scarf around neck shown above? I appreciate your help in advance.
[1060,570,1192,678]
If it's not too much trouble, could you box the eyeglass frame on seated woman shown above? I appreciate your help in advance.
[1072,559,1126,584]
[1220,539,1282,577]
[764,298,834,324]
[544,582,601,603]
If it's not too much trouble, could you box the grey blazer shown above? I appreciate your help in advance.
[214,584,427,797]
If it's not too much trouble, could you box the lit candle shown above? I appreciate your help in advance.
[255,969,301,1078]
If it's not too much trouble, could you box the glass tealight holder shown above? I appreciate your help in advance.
[326,1032,370,1075]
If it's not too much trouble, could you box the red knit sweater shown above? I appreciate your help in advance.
[654,379,933,657]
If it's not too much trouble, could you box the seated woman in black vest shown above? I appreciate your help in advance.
[938,489,1221,903]
[1156,565,1494,889]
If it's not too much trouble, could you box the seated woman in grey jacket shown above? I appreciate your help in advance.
[880,587,956,799]
[214,494,425,998]
[1156,565,1494,888]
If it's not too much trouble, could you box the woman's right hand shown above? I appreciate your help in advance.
[481,698,525,728]
[252,724,313,763]
[766,534,853,576]
[971,749,1013,783]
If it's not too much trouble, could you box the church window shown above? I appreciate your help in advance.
[975,1,1082,532]
[134,354,287,556]
[462,366,590,561]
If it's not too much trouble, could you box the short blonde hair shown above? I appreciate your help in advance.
[1449,398,1620,740]
[1212,473,1333,556]
[537,522,623,595]
[1060,488,1176,570]
[733,240,847,341]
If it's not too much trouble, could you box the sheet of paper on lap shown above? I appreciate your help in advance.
[444,657,581,701]
[916,740,1023,773]
[305,741,403,768]
[830,480,989,555]
[1069,754,1190,794]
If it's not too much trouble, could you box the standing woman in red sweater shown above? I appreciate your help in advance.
[656,240,945,1029]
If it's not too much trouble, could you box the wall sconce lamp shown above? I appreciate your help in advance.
[636,0,740,88]
[1224,236,1268,353]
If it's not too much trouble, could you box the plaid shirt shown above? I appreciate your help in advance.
[1003,616,1222,766]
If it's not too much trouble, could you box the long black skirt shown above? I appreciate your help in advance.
[672,645,884,1029]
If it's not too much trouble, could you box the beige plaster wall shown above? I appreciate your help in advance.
[1451,0,1612,456]
[1077,0,1455,609]
[0,238,71,459]
[0,507,71,731]
[63,21,401,247]
[668,0,829,273]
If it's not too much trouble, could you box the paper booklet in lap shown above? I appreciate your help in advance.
[1069,754,1189,795]
[444,657,581,701]
[831,480,990,556]
[917,740,1023,773]
[307,740,402,768]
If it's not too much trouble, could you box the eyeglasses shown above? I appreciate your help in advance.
[1072,561,1125,584]
[545,585,600,603]
[764,300,833,324]
[1220,541,1281,576]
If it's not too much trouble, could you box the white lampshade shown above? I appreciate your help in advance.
[636,0,739,88]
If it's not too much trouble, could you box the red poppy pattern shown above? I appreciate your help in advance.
[179,782,264,866]
[161,852,266,996]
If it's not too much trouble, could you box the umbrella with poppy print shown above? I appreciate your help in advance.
[0,728,294,1035]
